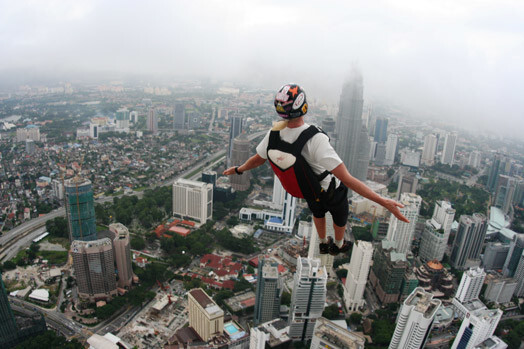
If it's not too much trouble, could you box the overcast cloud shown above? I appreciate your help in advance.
[0,0,523,136]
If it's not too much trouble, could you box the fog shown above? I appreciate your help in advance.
[1,0,523,136]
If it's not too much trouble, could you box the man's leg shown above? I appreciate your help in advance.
[333,223,346,242]
[312,216,327,240]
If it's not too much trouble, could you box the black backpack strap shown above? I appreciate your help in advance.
[292,125,322,155]
[268,130,281,148]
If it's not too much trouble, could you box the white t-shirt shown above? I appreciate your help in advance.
[256,123,342,190]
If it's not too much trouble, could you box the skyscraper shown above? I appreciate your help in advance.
[502,234,524,277]
[0,272,18,347]
[373,117,388,143]
[468,151,482,169]
[513,251,524,297]
[188,288,224,342]
[108,223,133,288]
[369,240,409,304]
[272,176,297,232]
[396,172,418,201]
[389,287,441,349]
[451,308,503,349]
[384,134,398,166]
[71,238,117,302]
[227,116,243,165]
[308,212,336,273]
[487,154,510,193]
[230,133,251,191]
[441,132,457,165]
[386,193,422,254]
[254,257,282,325]
[64,177,97,242]
[494,175,517,214]
[310,317,366,349]
[344,240,373,311]
[421,134,438,166]
[147,108,158,134]
[455,267,486,303]
[172,179,213,224]
[450,214,488,270]
[335,69,369,182]
[289,257,327,342]
[115,108,130,130]
[418,201,455,262]
[174,103,185,130]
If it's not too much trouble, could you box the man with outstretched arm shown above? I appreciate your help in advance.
[224,83,408,255]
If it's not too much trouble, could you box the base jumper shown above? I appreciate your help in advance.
[224,83,409,255]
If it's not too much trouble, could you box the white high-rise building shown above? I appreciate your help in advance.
[386,193,422,254]
[389,287,441,349]
[419,201,456,262]
[441,132,458,165]
[451,308,503,349]
[455,267,486,303]
[384,134,398,166]
[249,327,270,349]
[272,175,296,231]
[421,134,438,166]
[16,125,40,142]
[172,179,213,224]
[289,257,327,342]
[468,151,482,169]
[344,240,373,311]
[308,213,336,273]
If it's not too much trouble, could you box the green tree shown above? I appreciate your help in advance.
[130,236,146,250]
[16,330,83,349]
[349,312,362,325]
[322,304,339,320]
[281,291,291,306]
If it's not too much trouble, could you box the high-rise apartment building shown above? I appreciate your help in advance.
[271,176,297,232]
[335,69,369,182]
[108,223,133,288]
[369,240,409,304]
[227,116,243,164]
[147,108,158,134]
[386,193,422,254]
[482,242,510,271]
[344,240,373,311]
[503,234,524,277]
[494,175,517,214]
[450,214,488,270]
[16,125,40,142]
[419,201,455,262]
[389,287,441,349]
[254,257,282,325]
[396,172,418,200]
[188,288,224,342]
[115,108,130,130]
[174,103,185,130]
[289,257,327,342]
[89,123,98,139]
[25,139,35,154]
[374,117,388,143]
[384,134,398,166]
[451,308,503,349]
[308,213,336,273]
[71,238,117,302]
[230,133,251,191]
[64,177,97,242]
[0,272,18,347]
[468,151,482,169]
[172,179,213,224]
[421,134,438,166]
[310,317,366,349]
[455,267,486,303]
[487,154,510,193]
[441,132,457,165]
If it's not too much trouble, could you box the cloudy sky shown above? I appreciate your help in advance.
[0,0,523,136]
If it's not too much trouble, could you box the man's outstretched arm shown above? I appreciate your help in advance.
[223,154,266,175]
[331,163,410,223]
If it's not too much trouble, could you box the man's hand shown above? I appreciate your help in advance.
[382,198,410,223]
[223,167,237,176]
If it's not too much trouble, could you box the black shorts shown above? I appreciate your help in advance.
[305,183,349,227]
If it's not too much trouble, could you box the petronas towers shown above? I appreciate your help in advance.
[335,69,370,182]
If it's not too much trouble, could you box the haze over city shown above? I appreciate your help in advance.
[1,0,523,136]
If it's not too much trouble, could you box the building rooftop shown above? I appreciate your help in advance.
[406,288,441,319]
[262,263,279,279]
[71,237,112,250]
[189,288,214,308]
[390,252,407,262]
[314,317,366,349]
